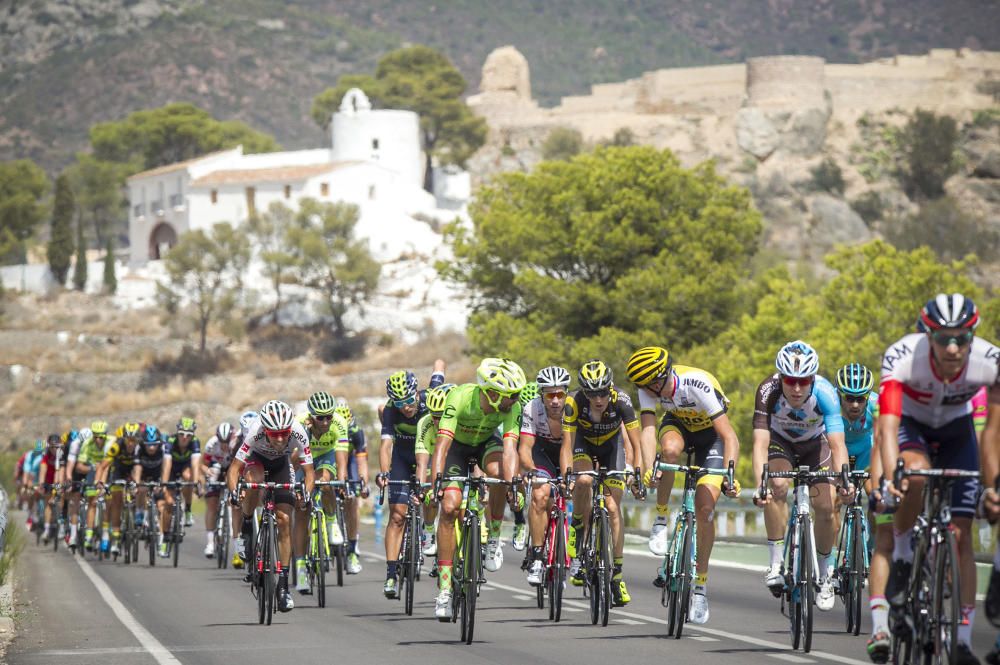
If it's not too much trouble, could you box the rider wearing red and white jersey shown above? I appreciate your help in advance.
[878,294,1000,665]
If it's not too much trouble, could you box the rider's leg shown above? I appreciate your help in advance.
[436,485,463,594]
[813,482,838,579]
[483,453,507,541]
[529,483,550,548]
[764,457,792,573]
[694,483,722,578]
[385,503,407,580]
[181,466,194,519]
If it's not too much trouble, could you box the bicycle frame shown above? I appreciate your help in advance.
[524,475,570,621]
[835,468,871,635]
[380,477,428,615]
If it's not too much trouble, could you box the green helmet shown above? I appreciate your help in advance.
[518,381,539,408]
[307,391,336,416]
[334,396,353,424]
[176,417,196,434]
[426,388,448,416]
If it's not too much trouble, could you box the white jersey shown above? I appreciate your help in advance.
[520,398,561,445]
[880,333,1000,428]
[235,420,312,465]
[203,435,237,468]
[637,365,729,432]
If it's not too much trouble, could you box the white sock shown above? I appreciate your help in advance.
[817,551,831,580]
[206,531,213,547]
[768,539,784,570]
[70,523,78,540]
[871,597,890,636]
[892,528,914,563]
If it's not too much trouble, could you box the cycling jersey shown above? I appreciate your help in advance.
[346,422,367,455]
[637,365,729,431]
[68,436,108,467]
[562,387,639,446]
[879,333,1000,428]
[40,449,61,485]
[296,412,349,457]
[843,393,878,469]
[166,435,201,466]
[134,443,169,472]
[973,386,988,435]
[752,374,844,442]
[103,440,139,471]
[235,419,312,465]
[520,397,563,477]
[415,413,438,457]
[381,373,446,448]
[437,383,521,446]
[202,435,237,469]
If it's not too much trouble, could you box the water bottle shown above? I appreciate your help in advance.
[374,500,384,544]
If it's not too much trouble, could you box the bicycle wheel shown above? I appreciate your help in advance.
[801,516,815,653]
[847,512,865,636]
[315,512,327,608]
[264,518,277,626]
[221,505,231,569]
[130,511,140,563]
[932,528,960,664]
[586,518,600,625]
[674,513,694,638]
[406,508,419,616]
[598,510,612,627]
[257,521,268,624]
[789,522,802,651]
[463,513,480,644]
[172,507,181,568]
[122,510,133,564]
[551,510,565,623]
[148,508,157,567]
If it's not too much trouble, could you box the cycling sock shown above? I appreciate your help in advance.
[531,545,543,561]
[892,528,914,563]
[870,596,889,636]
[817,550,831,580]
[514,509,525,525]
[296,557,307,571]
[768,539,784,570]
[438,560,453,591]
[489,519,502,539]
[279,568,289,591]
[69,523,78,540]
[349,539,358,555]
[386,560,398,579]
[656,503,670,518]
[959,605,975,645]
[613,557,623,580]
[206,531,213,547]
[694,572,708,594]
[241,516,253,540]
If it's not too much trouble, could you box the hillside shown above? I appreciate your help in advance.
[3,0,1000,171]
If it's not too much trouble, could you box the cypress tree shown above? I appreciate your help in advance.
[47,174,75,285]
[103,237,117,294]
[72,218,88,291]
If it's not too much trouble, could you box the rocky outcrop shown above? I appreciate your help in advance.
[808,194,872,253]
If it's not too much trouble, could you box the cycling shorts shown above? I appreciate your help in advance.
[766,433,832,485]
[658,414,725,488]
[898,414,979,519]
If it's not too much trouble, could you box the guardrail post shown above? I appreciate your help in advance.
[735,510,746,537]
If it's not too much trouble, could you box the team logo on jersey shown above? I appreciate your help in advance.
[882,342,913,372]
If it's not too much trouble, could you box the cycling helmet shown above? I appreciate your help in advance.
[437,383,456,394]
[307,390,336,416]
[176,417,196,434]
[836,363,874,396]
[46,433,61,446]
[425,388,448,416]
[215,422,233,442]
[34,440,44,453]
[142,425,162,445]
[122,422,142,439]
[519,381,539,408]
[334,397,353,425]
[78,428,93,443]
[775,340,819,378]
[919,293,979,331]
[386,371,419,402]
[578,360,613,393]
[626,346,672,386]
[239,410,258,433]
[536,366,571,390]
[91,420,109,437]
[259,400,294,432]
[477,358,527,393]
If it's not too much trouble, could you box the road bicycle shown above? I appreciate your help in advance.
[522,474,570,622]
[655,453,734,638]
[112,480,139,564]
[323,479,362,587]
[162,480,197,567]
[139,481,163,567]
[760,464,846,653]
[835,466,871,636]
[889,462,979,665]
[379,476,428,616]
[206,481,231,569]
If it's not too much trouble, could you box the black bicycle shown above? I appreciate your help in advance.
[835,466,871,636]
[139,481,162,567]
[206,481,231,569]
[162,480,197,568]
[889,462,979,665]
[380,476,428,616]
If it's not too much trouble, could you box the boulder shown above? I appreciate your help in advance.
[808,194,872,250]
[781,106,831,156]
[736,108,780,160]
[973,150,1000,179]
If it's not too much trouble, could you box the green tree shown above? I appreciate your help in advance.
[442,146,763,374]
[311,45,487,190]
[47,174,75,286]
[90,102,280,172]
[288,199,381,337]
[883,196,997,263]
[72,219,88,291]
[103,238,117,295]
[900,109,959,199]
[542,127,585,161]
[247,202,300,319]
[0,159,50,265]
[64,154,127,249]
[160,223,250,352]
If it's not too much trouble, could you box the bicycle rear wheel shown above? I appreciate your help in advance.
[463,514,480,644]
[674,513,694,639]
[932,528,960,664]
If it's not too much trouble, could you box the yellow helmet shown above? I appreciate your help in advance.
[626,346,672,386]
[426,388,448,416]
[91,420,109,437]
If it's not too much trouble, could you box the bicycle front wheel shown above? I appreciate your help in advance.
[598,510,612,627]
[801,516,815,653]
[172,510,181,568]
[932,527,960,664]
[551,510,565,622]
[846,512,865,636]
[257,520,268,624]
[462,514,480,644]
[405,508,420,616]
[264,518,277,626]
[674,513,694,638]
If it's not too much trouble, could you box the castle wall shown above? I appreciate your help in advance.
[746,56,826,108]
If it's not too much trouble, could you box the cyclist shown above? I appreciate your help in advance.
[293,391,349,594]
[378,369,445,598]
[95,421,143,556]
[164,417,202,528]
[519,366,571,586]
[229,400,314,613]
[335,396,371,573]
[224,411,260,569]
[201,421,239,559]
[752,341,851,612]
[881,294,998,665]
[627,346,740,624]
[130,425,170,556]
[37,434,64,544]
[562,360,642,607]
[66,423,110,551]
[22,441,44,530]
[431,357,526,620]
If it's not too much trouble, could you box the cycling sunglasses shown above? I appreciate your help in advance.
[542,390,567,400]
[583,388,611,398]
[930,330,974,347]
[839,393,869,404]
[393,394,419,408]
[312,414,333,422]
[264,427,292,438]
[781,375,814,388]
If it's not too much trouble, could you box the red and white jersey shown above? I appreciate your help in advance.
[235,419,312,465]
[203,435,237,468]
[879,333,1000,428]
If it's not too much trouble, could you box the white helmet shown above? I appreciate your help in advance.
[775,340,819,378]
[537,366,571,390]
[258,400,294,432]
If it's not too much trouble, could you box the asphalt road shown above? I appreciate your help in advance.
[9,514,999,665]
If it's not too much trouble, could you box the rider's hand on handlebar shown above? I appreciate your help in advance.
[375,472,388,490]
[753,487,772,507]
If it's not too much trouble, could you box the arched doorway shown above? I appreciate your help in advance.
[149,222,177,260]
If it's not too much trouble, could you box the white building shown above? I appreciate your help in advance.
[126,89,446,264]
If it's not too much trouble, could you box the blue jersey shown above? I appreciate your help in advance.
[24,449,44,478]
[842,393,878,469]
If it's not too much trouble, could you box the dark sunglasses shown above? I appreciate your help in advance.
[931,330,974,347]
[781,375,814,388]
[584,389,611,399]
[312,414,333,422]
[839,393,868,404]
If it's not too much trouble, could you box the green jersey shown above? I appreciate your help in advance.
[415,413,437,457]
[437,383,521,447]
[296,412,350,456]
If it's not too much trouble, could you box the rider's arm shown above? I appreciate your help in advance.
[751,428,771,491]
[877,378,903,488]
[227,458,245,494]
[980,385,1000,492]
[638,410,658,477]
[712,413,740,472]
[379,406,395,475]
[518,432,536,472]
[160,455,172,484]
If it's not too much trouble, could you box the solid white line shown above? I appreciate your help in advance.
[768,655,816,663]
[72,556,182,665]
[615,618,645,625]
[688,636,720,642]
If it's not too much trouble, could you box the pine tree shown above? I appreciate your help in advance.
[103,237,117,294]
[72,218,88,291]
[47,174,75,285]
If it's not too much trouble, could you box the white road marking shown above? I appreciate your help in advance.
[512,594,534,600]
[615,618,645,625]
[688,636,720,642]
[768,655,816,663]
[72,556,182,665]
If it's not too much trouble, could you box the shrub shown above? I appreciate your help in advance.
[882,196,997,262]
[541,127,584,161]
[900,109,959,200]
[851,191,885,224]
[810,157,845,194]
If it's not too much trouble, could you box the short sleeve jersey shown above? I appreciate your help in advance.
[563,387,640,445]
[637,365,729,432]
[520,397,562,447]
[753,374,844,442]
[879,333,1000,428]
[381,374,446,449]
[202,435,237,468]
[134,442,169,471]
[415,413,437,456]
[296,412,349,456]
[235,419,312,465]
[437,383,521,446]
[166,435,202,464]
[843,393,879,460]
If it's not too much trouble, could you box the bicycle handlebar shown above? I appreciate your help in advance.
[893,458,980,489]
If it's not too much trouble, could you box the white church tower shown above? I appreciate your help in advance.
[331,88,424,189]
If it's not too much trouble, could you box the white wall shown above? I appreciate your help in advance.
[332,109,423,189]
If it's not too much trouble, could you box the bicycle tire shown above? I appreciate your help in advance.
[53,520,59,552]
[454,524,465,633]
[221,505,230,569]
[148,503,157,567]
[932,527,960,664]
[463,512,480,644]
[265,518,277,626]
[316,511,327,608]
[405,508,419,616]
[130,510,140,563]
[552,510,565,623]
[122,510,132,564]
[789,520,802,651]
[848,512,865,636]
[586,517,599,625]
[598,509,612,627]
[801,515,815,653]
[674,512,694,638]
[172,505,181,568]
[257,519,268,624]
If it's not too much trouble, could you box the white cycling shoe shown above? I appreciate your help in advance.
[485,538,503,572]
[435,590,453,621]
[690,593,710,624]
[648,518,669,556]
[816,578,836,611]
